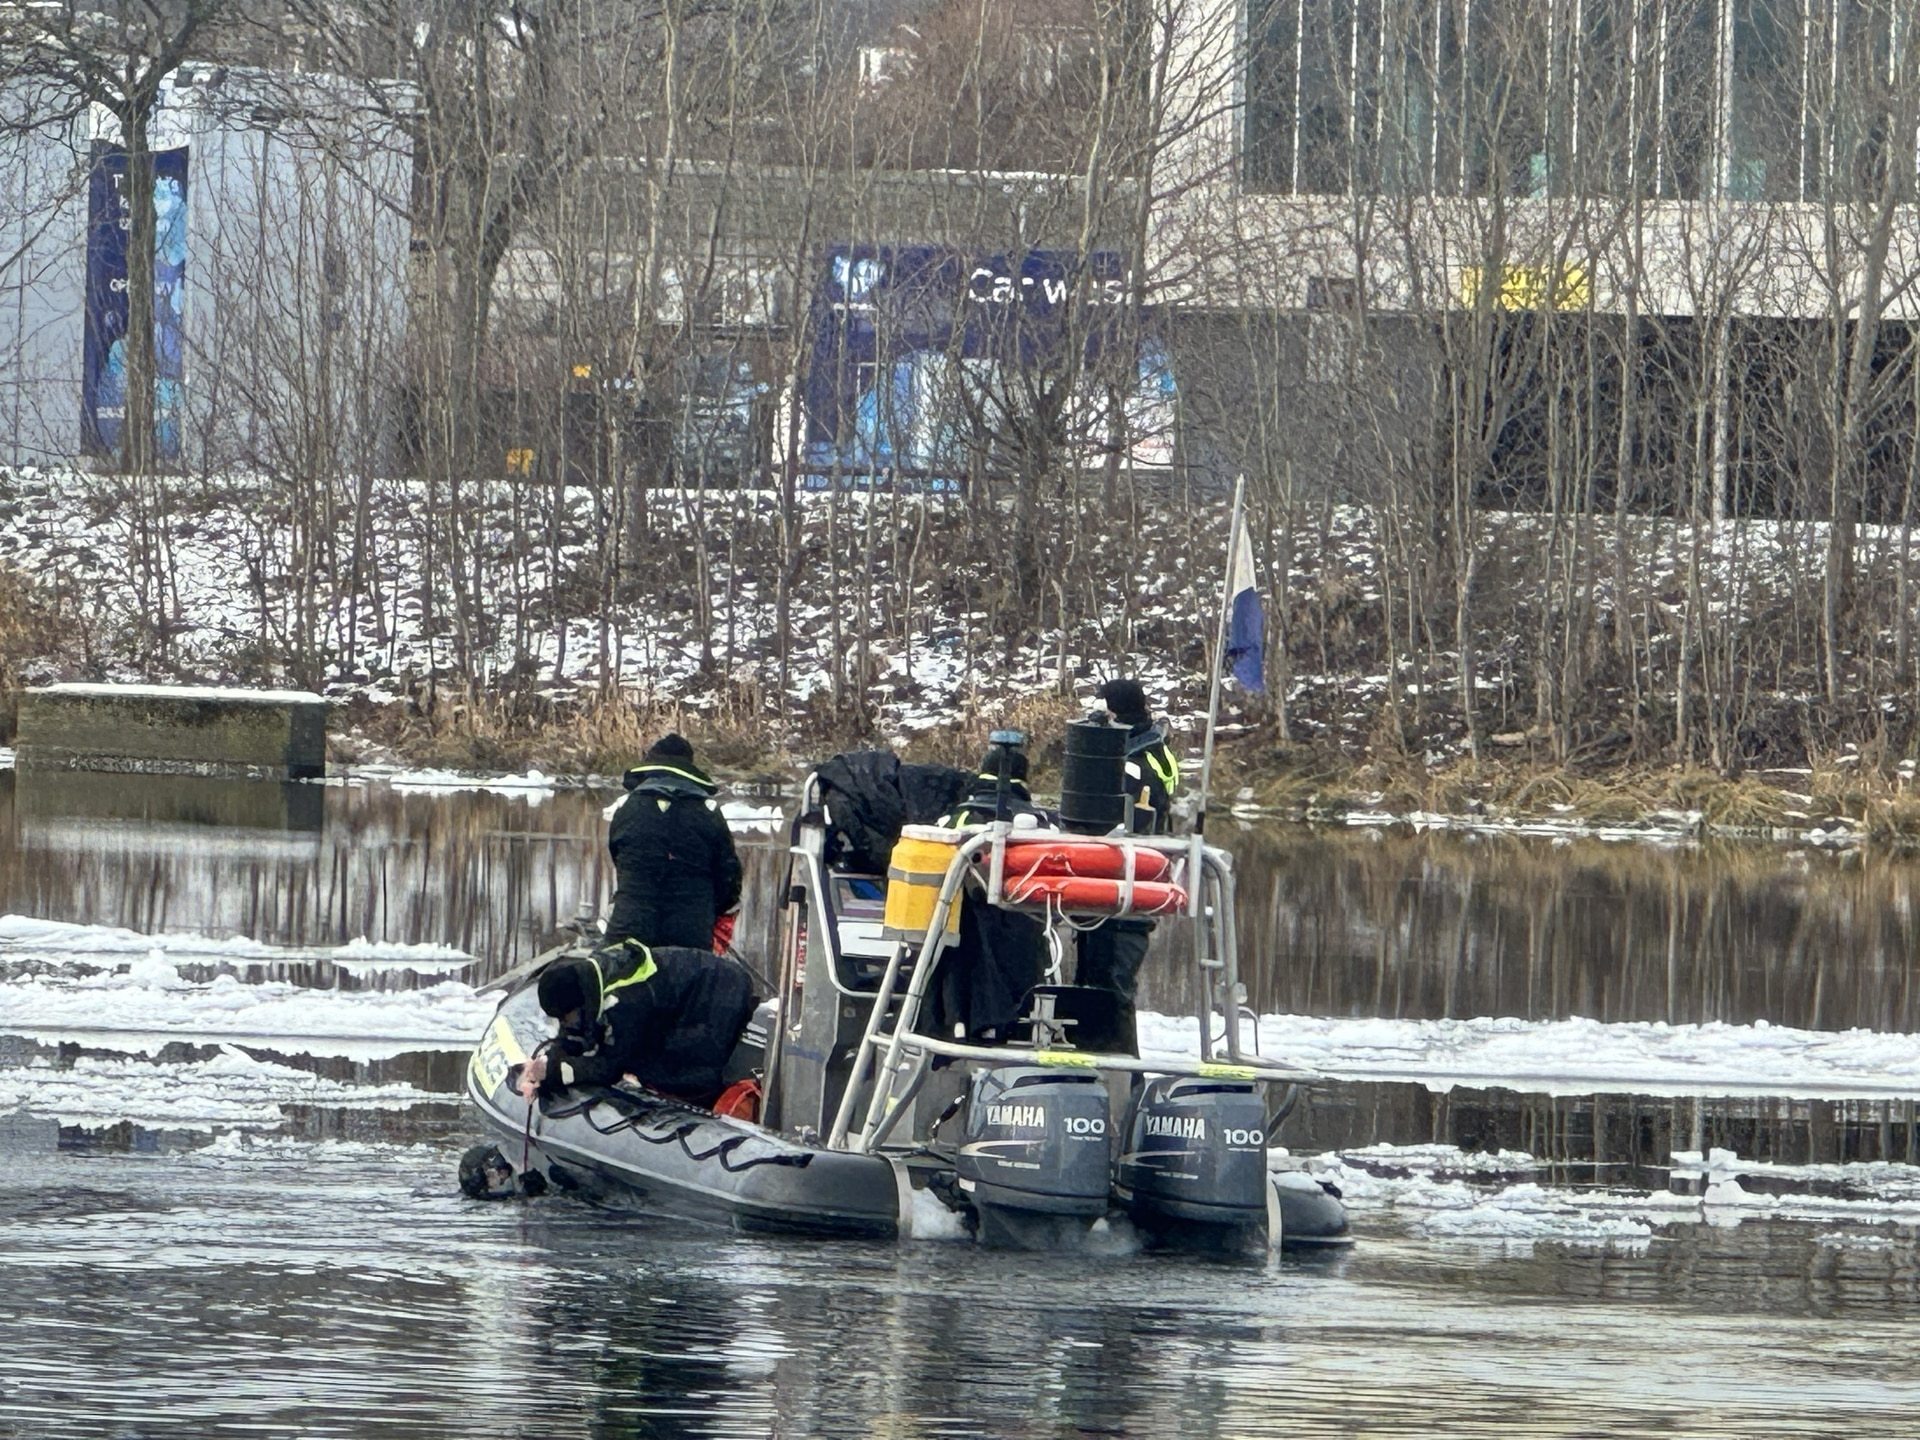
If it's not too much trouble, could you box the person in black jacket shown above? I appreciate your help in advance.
[606,734,744,951]
[516,939,759,1104]
[1097,678,1180,834]
[927,744,1052,1041]
[1075,679,1181,1054]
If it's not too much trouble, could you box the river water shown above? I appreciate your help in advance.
[2,767,1919,1438]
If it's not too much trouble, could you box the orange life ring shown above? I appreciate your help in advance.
[1000,873,1189,916]
[996,839,1173,882]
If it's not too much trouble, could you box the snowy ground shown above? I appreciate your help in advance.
[7,464,1913,775]
[0,468,1211,739]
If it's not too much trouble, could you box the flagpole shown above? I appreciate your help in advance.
[1192,472,1246,843]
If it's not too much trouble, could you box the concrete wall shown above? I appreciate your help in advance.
[16,682,328,781]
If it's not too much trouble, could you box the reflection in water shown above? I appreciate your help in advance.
[12,770,1920,1035]
[0,769,615,972]
[13,769,326,835]
[1149,823,1920,1033]
[10,779,1920,1432]
[2,1142,1919,1438]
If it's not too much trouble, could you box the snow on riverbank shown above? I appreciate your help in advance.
[383,767,563,796]
[0,470,1204,737]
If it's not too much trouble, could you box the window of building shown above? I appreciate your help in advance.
[1729,0,1806,200]
[1240,0,1909,202]
[1463,0,1551,196]
[1244,0,1302,191]
[1820,0,1904,201]
[1373,0,1441,193]
[1658,0,1719,200]
[1568,0,1644,195]
[1298,0,1360,193]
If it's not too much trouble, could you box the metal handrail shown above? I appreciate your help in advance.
[837,825,1259,1155]
[840,826,1003,1149]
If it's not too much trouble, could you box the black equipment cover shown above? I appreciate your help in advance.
[808,751,972,873]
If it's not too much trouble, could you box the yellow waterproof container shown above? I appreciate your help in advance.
[884,825,965,943]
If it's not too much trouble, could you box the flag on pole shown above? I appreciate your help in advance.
[1224,524,1264,692]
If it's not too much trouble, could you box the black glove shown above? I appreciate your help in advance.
[556,1017,603,1056]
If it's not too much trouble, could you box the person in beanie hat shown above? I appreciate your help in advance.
[1094,677,1180,834]
[938,743,1041,827]
[929,739,1050,1040]
[605,733,744,951]
[514,939,759,1105]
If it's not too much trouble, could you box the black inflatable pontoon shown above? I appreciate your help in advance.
[466,979,906,1239]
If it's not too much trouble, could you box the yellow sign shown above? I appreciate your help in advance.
[505,447,535,475]
[1197,1062,1258,1081]
[470,1014,526,1095]
[1460,263,1590,311]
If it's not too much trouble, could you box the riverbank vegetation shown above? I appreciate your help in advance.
[10,467,1920,843]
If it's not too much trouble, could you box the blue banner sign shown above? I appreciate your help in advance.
[84,144,188,460]
[801,245,1167,487]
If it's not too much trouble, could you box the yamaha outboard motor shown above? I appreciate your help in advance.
[955,1065,1112,1247]
[1116,1076,1271,1251]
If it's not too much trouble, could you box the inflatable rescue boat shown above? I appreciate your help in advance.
[465,723,1351,1252]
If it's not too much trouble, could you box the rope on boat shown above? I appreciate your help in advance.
[558,1085,815,1173]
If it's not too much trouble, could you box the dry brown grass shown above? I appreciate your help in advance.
[340,688,788,779]
[321,679,1920,845]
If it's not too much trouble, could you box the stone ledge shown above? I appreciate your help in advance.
[16,682,328,781]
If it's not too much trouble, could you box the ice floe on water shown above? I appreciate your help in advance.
[600,794,790,830]
[1140,1010,1920,1101]
[7,909,1920,1254]
[0,1047,440,1130]
[12,912,1920,1093]
[0,953,496,1058]
[1311,1144,1920,1249]
[722,800,787,832]
[382,766,562,796]
[0,915,474,972]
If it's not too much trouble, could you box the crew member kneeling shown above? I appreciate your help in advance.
[515,939,758,1106]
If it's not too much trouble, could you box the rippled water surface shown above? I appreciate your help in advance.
[4,768,1920,1437]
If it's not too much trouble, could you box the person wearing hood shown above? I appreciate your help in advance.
[1076,679,1180,1054]
[606,733,744,951]
[514,938,759,1104]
